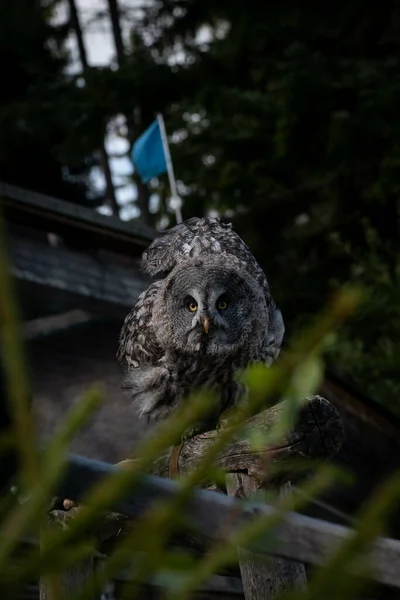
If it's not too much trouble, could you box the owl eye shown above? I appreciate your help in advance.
[185,296,198,312]
[217,296,229,311]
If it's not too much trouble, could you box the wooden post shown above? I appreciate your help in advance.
[221,396,336,599]
[39,556,96,600]
[39,522,96,600]
[225,476,307,600]
[39,509,124,600]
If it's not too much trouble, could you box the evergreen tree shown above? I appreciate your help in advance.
[132,0,400,411]
[0,0,98,206]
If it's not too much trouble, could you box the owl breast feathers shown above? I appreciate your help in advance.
[117,217,284,425]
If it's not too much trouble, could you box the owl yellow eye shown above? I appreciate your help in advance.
[217,299,229,311]
[188,301,198,312]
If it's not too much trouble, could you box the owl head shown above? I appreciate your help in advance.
[152,257,273,361]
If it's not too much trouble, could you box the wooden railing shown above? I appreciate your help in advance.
[41,396,400,600]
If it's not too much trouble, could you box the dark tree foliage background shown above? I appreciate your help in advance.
[0,0,102,206]
[1,0,400,412]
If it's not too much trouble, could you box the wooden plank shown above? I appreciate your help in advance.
[117,571,244,596]
[8,232,148,308]
[321,376,400,442]
[56,455,400,590]
[22,310,95,340]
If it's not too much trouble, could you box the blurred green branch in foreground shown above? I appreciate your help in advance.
[1,205,399,600]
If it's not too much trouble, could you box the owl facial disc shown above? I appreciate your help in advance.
[154,258,268,359]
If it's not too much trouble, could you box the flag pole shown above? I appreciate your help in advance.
[157,113,183,224]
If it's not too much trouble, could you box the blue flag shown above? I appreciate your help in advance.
[131,119,167,183]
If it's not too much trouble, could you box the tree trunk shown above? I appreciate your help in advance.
[106,0,152,225]
[67,0,120,217]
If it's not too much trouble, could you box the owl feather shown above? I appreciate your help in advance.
[142,217,269,292]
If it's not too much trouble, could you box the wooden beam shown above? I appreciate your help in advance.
[117,571,244,596]
[22,310,95,340]
[55,451,400,590]
[9,231,149,309]
[0,182,154,244]
[321,377,400,442]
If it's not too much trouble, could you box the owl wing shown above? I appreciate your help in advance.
[117,280,163,371]
[142,217,270,296]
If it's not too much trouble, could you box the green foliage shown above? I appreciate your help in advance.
[326,224,400,414]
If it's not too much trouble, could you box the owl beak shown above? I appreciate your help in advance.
[202,317,210,334]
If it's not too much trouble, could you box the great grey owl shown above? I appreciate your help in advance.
[117,217,284,430]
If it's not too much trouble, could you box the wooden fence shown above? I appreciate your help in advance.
[40,396,400,600]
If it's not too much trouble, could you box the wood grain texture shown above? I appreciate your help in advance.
[226,476,307,600]
[151,395,344,482]
[46,399,400,591]
[39,516,97,600]
[46,395,345,599]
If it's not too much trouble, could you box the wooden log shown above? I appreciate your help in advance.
[226,476,307,600]
[151,395,344,482]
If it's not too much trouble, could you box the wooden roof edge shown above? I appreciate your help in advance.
[0,181,156,245]
[325,367,400,424]
[324,366,400,439]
